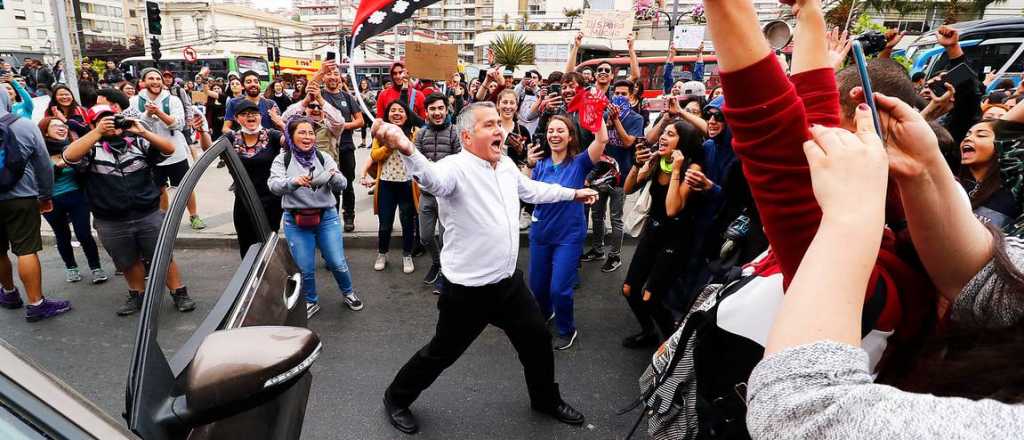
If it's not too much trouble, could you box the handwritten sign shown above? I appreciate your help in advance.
[405,42,459,81]
[190,91,208,105]
[581,10,635,40]
[673,25,706,50]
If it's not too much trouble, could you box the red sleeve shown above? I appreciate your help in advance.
[414,92,426,119]
[791,68,841,128]
[721,55,830,287]
[375,90,388,118]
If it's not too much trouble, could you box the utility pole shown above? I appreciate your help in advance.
[50,0,80,100]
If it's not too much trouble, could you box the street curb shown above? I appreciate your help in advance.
[41,230,638,250]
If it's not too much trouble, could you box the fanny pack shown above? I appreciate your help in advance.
[291,208,324,229]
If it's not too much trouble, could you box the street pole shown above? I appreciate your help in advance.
[50,0,81,100]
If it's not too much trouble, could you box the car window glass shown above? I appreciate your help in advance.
[0,406,47,440]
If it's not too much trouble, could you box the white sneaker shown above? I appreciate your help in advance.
[374,253,387,271]
[519,210,532,230]
[403,256,414,274]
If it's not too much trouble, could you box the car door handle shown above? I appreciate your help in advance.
[284,273,301,310]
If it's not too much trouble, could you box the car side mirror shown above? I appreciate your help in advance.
[180,326,321,421]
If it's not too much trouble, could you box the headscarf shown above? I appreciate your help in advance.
[283,116,317,170]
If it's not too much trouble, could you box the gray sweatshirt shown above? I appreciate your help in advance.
[746,237,1024,440]
[267,150,347,210]
[0,85,53,201]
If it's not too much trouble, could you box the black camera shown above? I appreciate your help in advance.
[854,31,889,56]
[112,115,135,130]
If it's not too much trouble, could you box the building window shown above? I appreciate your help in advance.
[257,27,281,46]
[17,28,30,39]
[130,10,137,17]
[13,9,26,20]
[37,29,47,39]
[173,18,182,40]
[32,11,44,22]
[196,17,206,39]
[534,44,568,62]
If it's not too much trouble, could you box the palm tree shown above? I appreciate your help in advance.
[564,8,582,29]
[490,33,535,72]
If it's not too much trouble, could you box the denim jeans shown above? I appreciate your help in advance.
[377,180,416,255]
[283,209,354,304]
[418,192,444,267]
[42,190,102,270]
[590,186,625,255]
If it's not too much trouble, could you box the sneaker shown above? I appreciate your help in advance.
[190,215,207,230]
[91,268,110,284]
[403,256,415,274]
[0,288,24,309]
[432,274,445,295]
[423,263,441,285]
[580,248,605,262]
[343,292,364,311]
[519,210,532,230]
[117,291,142,316]
[411,244,426,258]
[25,298,72,322]
[306,302,321,319]
[374,253,387,271]
[171,288,197,312]
[344,217,355,233]
[65,267,82,283]
[600,254,622,273]
[553,330,578,351]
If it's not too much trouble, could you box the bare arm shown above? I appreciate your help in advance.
[789,0,830,76]
[703,0,772,73]
[627,34,641,83]
[565,32,584,74]
[665,161,699,217]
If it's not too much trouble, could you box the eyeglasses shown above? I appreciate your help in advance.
[596,67,613,73]
[307,104,321,110]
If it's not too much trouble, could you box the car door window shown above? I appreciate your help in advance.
[0,406,47,440]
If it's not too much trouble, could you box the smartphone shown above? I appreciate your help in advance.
[549,83,562,95]
[326,51,336,62]
[477,69,488,83]
[644,97,669,112]
[929,62,976,97]
[851,40,884,139]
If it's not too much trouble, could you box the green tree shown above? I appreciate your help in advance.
[564,8,582,29]
[490,33,534,72]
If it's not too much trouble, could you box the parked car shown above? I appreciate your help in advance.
[0,137,318,440]
[902,17,1024,89]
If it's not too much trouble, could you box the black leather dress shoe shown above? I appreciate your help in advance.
[533,401,585,426]
[383,395,419,434]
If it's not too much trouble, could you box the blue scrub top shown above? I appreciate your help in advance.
[529,152,595,244]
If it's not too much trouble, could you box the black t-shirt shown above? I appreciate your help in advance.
[228,129,284,202]
[322,90,358,151]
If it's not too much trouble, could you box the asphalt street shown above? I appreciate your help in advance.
[5,243,652,439]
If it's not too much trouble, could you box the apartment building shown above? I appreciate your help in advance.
[0,0,57,66]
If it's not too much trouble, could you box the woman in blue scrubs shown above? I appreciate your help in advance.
[527,114,608,351]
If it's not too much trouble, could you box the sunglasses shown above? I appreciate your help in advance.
[307,103,321,110]
[596,67,612,73]
[705,111,725,122]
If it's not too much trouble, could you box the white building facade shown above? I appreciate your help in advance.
[0,0,58,65]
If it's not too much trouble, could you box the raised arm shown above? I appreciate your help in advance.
[565,32,583,74]
[663,43,677,95]
[693,42,705,82]
[627,34,641,83]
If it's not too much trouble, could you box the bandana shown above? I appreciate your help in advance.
[283,116,317,169]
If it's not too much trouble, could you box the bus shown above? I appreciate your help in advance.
[338,61,394,90]
[577,55,720,98]
[118,54,273,86]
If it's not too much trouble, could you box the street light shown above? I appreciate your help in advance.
[651,9,688,50]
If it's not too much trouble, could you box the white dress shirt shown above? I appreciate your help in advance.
[402,150,576,287]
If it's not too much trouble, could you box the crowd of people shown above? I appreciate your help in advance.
[4,0,1024,436]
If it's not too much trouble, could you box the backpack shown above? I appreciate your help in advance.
[0,113,28,192]
[283,149,325,169]
[630,259,888,440]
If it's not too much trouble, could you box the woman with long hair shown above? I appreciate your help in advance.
[291,77,307,103]
[358,78,376,148]
[226,77,244,99]
[369,100,420,273]
[958,119,1021,228]
[46,84,90,137]
[225,102,285,256]
[269,116,359,318]
[3,78,33,119]
[204,82,228,140]
[265,79,293,113]
[497,88,531,167]
[525,114,607,350]
[37,117,109,284]
[619,119,706,348]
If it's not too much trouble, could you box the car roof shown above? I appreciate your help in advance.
[911,17,1024,46]
[0,340,134,439]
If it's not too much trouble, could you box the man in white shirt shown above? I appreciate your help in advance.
[124,68,205,230]
[374,102,597,435]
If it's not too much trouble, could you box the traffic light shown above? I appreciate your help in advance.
[150,36,162,61]
[146,1,161,35]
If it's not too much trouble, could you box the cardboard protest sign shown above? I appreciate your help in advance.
[673,25,706,49]
[581,10,635,40]
[405,42,459,80]
[190,91,208,105]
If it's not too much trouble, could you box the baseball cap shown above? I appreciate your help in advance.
[682,81,706,98]
[89,104,116,122]
[234,100,259,115]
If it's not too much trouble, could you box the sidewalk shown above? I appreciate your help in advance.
[41,133,636,249]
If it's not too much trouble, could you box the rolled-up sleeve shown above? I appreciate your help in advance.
[747,341,1024,440]
[951,236,1024,328]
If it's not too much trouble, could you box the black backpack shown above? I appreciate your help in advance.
[0,113,28,192]
[283,149,325,169]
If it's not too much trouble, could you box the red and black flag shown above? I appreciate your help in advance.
[351,0,443,48]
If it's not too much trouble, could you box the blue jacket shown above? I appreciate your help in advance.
[663,60,704,95]
[0,86,52,201]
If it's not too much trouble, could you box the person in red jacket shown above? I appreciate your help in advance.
[706,0,933,369]
[376,62,426,120]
